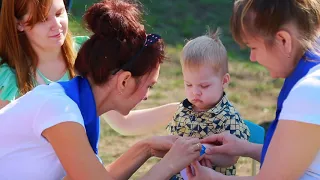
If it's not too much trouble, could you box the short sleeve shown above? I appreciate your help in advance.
[222,112,250,141]
[0,62,19,101]
[73,36,90,52]
[279,76,320,125]
[32,94,85,137]
[166,103,184,136]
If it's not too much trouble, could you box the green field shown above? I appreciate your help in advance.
[69,0,281,178]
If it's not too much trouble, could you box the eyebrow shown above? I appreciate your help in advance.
[184,80,211,84]
[57,7,65,12]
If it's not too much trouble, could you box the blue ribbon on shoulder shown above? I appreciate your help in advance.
[58,76,100,155]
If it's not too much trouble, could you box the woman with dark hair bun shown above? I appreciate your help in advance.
[0,1,202,179]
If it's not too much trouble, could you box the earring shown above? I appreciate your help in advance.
[118,91,123,95]
[17,26,23,32]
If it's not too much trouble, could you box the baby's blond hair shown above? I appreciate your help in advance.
[181,28,228,75]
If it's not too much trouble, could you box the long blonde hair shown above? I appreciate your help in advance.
[0,0,76,95]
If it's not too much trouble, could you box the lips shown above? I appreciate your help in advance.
[49,32,62,38]
[192,99,202,103]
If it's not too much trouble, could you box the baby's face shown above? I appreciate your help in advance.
[183,65,226,111]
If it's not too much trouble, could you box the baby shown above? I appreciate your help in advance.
[167,29,250,179]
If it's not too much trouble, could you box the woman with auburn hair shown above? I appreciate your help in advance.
[0,0,179,135]
[0,0,78,103]
[0,1,201,179]
[186,0,320,179]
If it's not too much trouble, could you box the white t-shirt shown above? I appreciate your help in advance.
[279,64,320,179]
[0,83,84,180]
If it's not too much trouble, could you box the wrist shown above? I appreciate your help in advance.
[240,140,252,157]
[142,159,173,180]
[242,140,262,160]
[155,159,175,180]
[137,139,153,159]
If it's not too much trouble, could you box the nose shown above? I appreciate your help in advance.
[50,17,62,31]
[192,87,201,96]
[250,50,256,62]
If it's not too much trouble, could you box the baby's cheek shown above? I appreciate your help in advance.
[185,89,193,97]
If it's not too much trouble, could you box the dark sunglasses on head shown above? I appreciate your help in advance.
[111,33,162,75]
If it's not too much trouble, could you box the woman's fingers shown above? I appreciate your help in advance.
[205,159,212,168]
[192,143,202,152]
[186,165,194,178]
[205,144,233,155]
[191,161,201,173]
[200,133,225,144]
[185,138,201,152]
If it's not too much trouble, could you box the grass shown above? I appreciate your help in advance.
[70,0,250,58]
[68,0,282,179]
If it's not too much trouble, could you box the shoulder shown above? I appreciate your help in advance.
[287,65,320,105]
[220,94,242,119]
[34,83,81,115]
[0,61,19,101]
[280,65,320,125]
[32,83,84,136]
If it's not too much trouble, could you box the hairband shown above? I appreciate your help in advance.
[111,33,162,75]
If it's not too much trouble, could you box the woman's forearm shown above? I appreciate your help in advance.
[103,102,179,135]
[224,176,256,180]
[243,142,263,162]
[139,160,173,180]
[210,154,239,167]
[106,140,151,180]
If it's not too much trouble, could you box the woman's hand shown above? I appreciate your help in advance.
[201,132,247,156]
[198,143,239,168]
[186,161,226,180]
[160,137,202,174]
[145,135,179,158]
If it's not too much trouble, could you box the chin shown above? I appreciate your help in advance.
[47,42,64,50]
[269,73,279,79]
[117,109,130,116]
[269,71,287,79]
[50,36,65,46]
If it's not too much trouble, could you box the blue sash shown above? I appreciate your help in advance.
[58,76,100,155]
[261,51,320,166]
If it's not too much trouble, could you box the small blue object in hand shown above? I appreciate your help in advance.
[200,145,206,156]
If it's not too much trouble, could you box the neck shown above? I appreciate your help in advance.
[89,79,114,116]
[33,45,63,65]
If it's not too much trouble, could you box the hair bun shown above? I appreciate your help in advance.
[84,0,144,39]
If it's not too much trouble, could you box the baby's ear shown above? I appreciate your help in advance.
[222,73,230,88]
